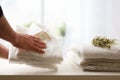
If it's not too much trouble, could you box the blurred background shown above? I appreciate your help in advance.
[1,0,66,38]
[1,0,120,51]
[1,0,120,72]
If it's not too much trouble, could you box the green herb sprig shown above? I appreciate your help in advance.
[92,36,117,49]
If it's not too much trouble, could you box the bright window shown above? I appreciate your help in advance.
[2,0,66,38]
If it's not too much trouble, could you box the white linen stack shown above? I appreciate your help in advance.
[8,23,63,70]
[66,45,120,72]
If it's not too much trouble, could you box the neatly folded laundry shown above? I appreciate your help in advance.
[66,45,120,72]
[80,45,120,60]
[8,23,63,70]
[80,59,120,72]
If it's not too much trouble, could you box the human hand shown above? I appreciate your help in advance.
[12,33,47,54]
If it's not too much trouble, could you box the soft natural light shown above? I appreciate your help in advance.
[1,0,120,75]
[44,0,65,36]
[0,0,66,71]
[2,0,65,37]
[2,0,42,27]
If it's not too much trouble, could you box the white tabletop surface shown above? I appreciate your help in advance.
[0,59,120,75]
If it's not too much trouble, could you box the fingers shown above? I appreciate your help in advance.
[33,36,47,48]
[31,35,47,54]
[29,35,46,45]
[33,42,46,49]
[33,45,45,54]
[19,34,47,54]
[32,40,47,54]
[33,37,46,45]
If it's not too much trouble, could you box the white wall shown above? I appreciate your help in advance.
[64,0,120,55]
[111,0,120,39]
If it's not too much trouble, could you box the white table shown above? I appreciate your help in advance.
[0,59,120,75]
[0,59,120,80]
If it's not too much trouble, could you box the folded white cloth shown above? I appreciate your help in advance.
[8,23,63,69]
[80,59,120,72]
[79,45,120,60]
[66,45,120,71]
[9,47,62,69]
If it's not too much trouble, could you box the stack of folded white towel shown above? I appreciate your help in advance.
[66,44,120,72]
[8,23,63,70]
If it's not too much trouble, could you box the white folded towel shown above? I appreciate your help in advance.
[8,23,63,69]
[80,58,120,71]
[80,45,120,60]
[65,44,120,71]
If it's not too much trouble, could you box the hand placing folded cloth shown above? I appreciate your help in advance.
[8,23,63,70]
[66,44,120,72]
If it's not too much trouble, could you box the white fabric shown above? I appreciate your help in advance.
[64,45,120,71]
[80,59,120,71]
[66,44,120,60]
[79,45,120,60]
[9,23,63,69]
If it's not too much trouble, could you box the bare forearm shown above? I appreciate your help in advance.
[0,44,8,59]
[0,15,17,44]
[0,6,46,55]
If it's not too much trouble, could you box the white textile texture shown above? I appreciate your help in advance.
[8,23,63,70]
